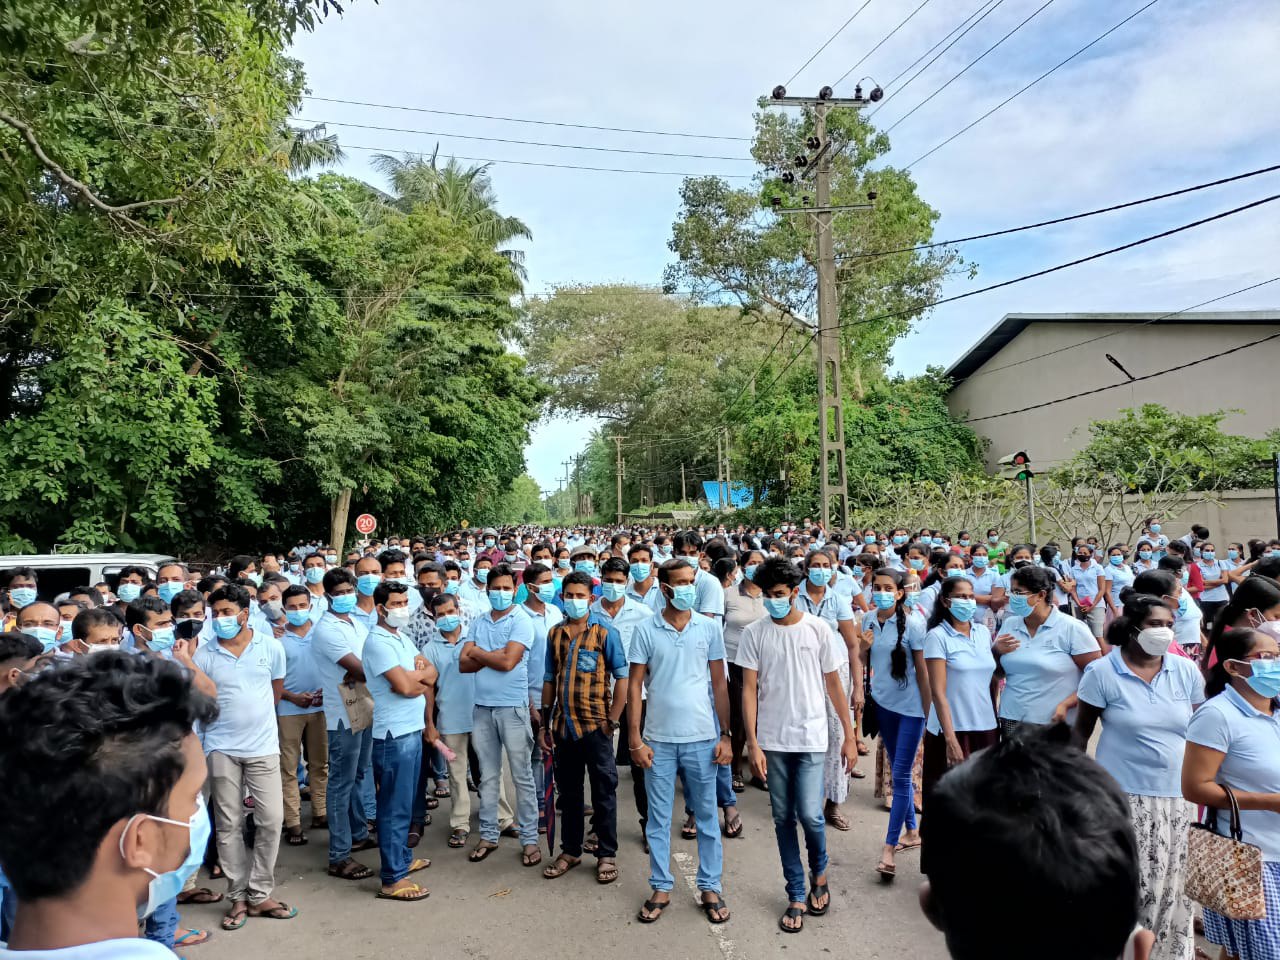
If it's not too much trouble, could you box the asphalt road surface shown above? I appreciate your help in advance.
[191,762,951,960]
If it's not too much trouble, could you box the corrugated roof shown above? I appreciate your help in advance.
[945,310,1280,385]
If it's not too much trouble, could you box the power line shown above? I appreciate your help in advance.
[881,0,1058,135]
[832,162,1280,263]
[293,117,752,162]
[302,95,752,142]
[903,0,1164,167]
[875,0,1005,109]
[785,0,877,87]
[833,0,939,88]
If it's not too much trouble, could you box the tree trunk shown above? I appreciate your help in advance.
[330,488,352,555]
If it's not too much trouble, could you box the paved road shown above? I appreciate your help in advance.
[193,764,950,960]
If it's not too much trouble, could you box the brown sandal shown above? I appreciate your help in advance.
[596,857,618,884]
[521,844,543,867]
[542,854,580,879]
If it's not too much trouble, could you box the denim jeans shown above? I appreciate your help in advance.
[472,705,538,845]
[143,895,179,947]
[373,731,423,885]
[644,739,722,893]
[359,757,377,821]
[0,862,15,942]
[877,707,925,846]
[764,751,828,903]
[327,722,372,863]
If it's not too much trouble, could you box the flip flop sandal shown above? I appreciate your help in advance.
[448,830,469,848]
[731,776,745,792]
[174,928,211,947]
[327,859,374,881]
[680,819,697,840]
[521,846,543,867]
[895,838,922,852]
[722,814,743,838]
[350,837,378,852]
[209,865,225,880]
[596,858,618,885]
[583,834,599,854]
[856,740,871,756]
[542,854,581,879]
[875,861,897,882]
[699,895,730,924]
[408,857,431,874]
[376,883,429,902]
[221,906,248,931]
[825,811,851,832]
[249,902,298,920]
[425,796,440,810]
[285,826,308,846]
[500,826,520,839]
[807,880,830,916]
[469,842,499,863]
[778,906,805,934]
[433,784,451,798]
[408,823,423,848]
[637,898,670,923]
[177,888,224,905]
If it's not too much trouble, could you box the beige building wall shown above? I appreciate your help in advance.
[947,318,1280,471]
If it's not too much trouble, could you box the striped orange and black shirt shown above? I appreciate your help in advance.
[544,613,628,740]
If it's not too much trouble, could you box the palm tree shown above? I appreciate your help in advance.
[275,123,346,175]
[371,149,532,285]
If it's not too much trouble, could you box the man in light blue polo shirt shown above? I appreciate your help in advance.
[277,584,327,846]
[423,592,478,848]
[672,532,725,619]
[300,552,329,624]
[191,584,291,929]
[625,543,664,613]
[519,562,563,830]
[311,567,376,882]
[362,582,436,902]
[459,563,540,866]
[627,559,732,924]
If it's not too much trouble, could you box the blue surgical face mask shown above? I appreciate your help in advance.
[667,583,697,611]
[329,593,358,615]
[988,534,999,544]
[931,537,944,546]
[763,596,792,619]
[285,609,311,627]
[1149,524,1161,534]
[1007,593,1033,618]
[1241,658,1280,699]
[556,558,571,570]
[147,626,176,653]
[436,614,461,634]
[117,583,142,603]
[475,567,490,584]
[488,589,514,612]
[1109,555,1124,567]
[27,625,58,653]
[1202,551,1216,561]
[743,563,759,582]
[356,573,382,596]
[892,535,907,546]
[904,590,921,608]
[948,598,978,622]
[1180,569,1190,585]
[945,568,965,579]
[1228,549,1240,561]
[959,539,970,548]
[574,560,596,576]
[123,793,212,920]
[629,562,651,582]
[212,614,242,639]
[536,582,557,604]
[1177,593,1189,616]
[601,582,625,602]
[872,591,896,611]
[680,555,701,570]
[9,586,37,608]
[444,580,460,595]
[304,567,325,584]
[807,567,833,587]
[971,555,989,569]
[1138,549,1153,561]
[563,597,590,620]
[157,581,184,604]
[863,536,876,545]
[908,558,925,571]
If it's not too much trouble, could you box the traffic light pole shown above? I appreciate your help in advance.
[1025,474,1037,543]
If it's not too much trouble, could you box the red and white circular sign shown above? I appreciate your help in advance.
[355,513,377,535]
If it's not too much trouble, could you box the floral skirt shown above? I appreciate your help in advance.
[824,663,851,804]
[1203,860,1280,960]
[874,738,923,812]
[1128,793,1195,960]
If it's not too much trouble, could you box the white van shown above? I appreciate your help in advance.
[0,553,177,602]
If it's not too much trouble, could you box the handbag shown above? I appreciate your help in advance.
[1184,784,1266,920]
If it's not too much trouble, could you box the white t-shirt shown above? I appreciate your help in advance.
[1,940,174,960]
[733,612,840,753]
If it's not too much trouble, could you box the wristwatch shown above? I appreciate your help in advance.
[719,732,731,740]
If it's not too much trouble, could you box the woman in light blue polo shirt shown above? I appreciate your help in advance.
[994,565,1100,737]
[966,544,1003,631]
[1103,544,1135,622]
[865,568,929,880]
[922,577,996,816]
[1184,626,1280,960]
[1075,593,1204,960]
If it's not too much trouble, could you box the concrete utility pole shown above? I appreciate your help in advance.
[715,431,724,509]
[766,84,877,533]
[613,435,626,526]
[722,427,733,510]
[680,463,687,504]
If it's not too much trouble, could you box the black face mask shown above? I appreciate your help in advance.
[1013,559,1033,569]
[175,618,203,641]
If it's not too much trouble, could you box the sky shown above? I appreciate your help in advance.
[290,0,1280,492]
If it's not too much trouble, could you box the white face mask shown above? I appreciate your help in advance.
[85,643,118,655]
[385,606,413,629]
[1135,626,1174,657]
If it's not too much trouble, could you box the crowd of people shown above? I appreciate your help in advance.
[0,516,1278,960]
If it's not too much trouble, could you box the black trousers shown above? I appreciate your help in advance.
[555,728,619,858]
[616,701,648,826]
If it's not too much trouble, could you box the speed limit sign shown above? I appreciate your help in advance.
[355,513,377,535]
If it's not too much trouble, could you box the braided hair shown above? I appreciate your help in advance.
[873,567,911,687]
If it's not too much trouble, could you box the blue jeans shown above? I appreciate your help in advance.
[373,731,423,885]
[645,739,722,893]
[765,751,827,903]
[359,758,377,820]
[143,894,179,947]
[0,862,15,942]
[471,705,538,845]
[878,707,925,845]
[681,710,737,814]
[327,722,372,863]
